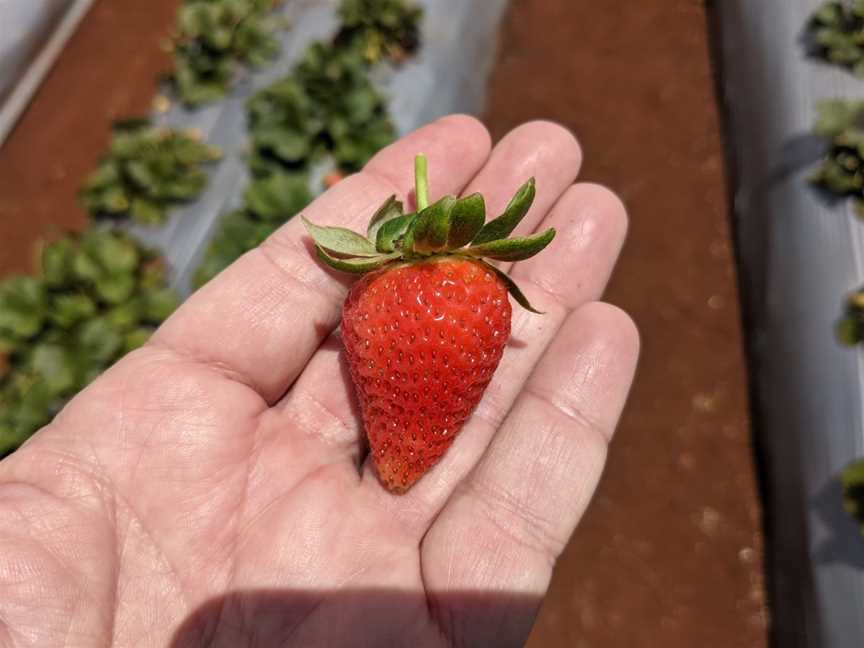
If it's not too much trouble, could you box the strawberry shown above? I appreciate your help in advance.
[303,155,554,493]
[323,169,346,189]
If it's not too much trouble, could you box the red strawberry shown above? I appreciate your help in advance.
[303,154,553,493]
[323,169,345,189]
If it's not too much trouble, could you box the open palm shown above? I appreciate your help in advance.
[0,117,637,648]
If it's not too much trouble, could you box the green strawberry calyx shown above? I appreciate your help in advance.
[302,154,555,313]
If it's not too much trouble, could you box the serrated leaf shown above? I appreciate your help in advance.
[471,178,536,245]
[447,193,485,249]
[464,228,556,262]
[302,218,379,257]
[315,246,399,273]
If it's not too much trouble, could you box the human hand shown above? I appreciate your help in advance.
[0,116,637,647]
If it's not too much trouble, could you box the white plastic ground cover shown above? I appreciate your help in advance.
[0,0,96,146]
[715,1,864,646]
[125,0,509,294]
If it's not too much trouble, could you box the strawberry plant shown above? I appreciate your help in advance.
[80,119,221,225]
[193,171,311,287]
[0,229,179,456]
[842,458,864,533]
[838,283,864,344]
[170,0,286,106]
[336,0,423,64]
[303,155,554,492]
[248,43,395,178]
[810,100,864,212]
[809,1,864,76]
[197,40,400,287]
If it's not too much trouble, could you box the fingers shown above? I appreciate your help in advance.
[150,116,491,403]
[359,181,628,524]
[421,303,639,643]
[460,121,583,245]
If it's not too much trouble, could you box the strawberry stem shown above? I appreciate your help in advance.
[415,154,429,211]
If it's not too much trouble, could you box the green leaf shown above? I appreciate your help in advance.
[815,100,864,136]
[93,233,140,274]
[471,178,536,245]
[41,239,76,287]
[0,277,46,339]
[125,327,154,353]
[49,294,96,329]
[842,458,864,529]
[464,228,556,262]
[95,274,136,305]
[447,193,485,249]
[78,318,123,364]
[142,288,179,322]
[72,249,103,282]
[106,302,143,332]
[375,213,414,252]
[302,218,379,257]
[243,172,312,221]
[838,315,861,345]
[407,196,456,254]
[314,246,400,274]
[482,261,543,314]
[131,198,167,225]
[366,195,404,241]
[30,344,76,395]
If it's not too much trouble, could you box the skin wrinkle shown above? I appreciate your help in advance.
[286,387,361,454]
[0,485,99,647]
[144,343,270,410]
[458,475,565,565]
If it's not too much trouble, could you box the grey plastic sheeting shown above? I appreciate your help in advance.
[715,1,864,646]
[123,0,509,295]
[0,0,69,102]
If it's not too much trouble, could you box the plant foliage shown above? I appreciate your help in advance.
[809,1,864,76]
[248,43,396,177]
[336,0,423,64]
[80,119,221,225]
[193,172,312,286]
[171,0,285,106]
[842,458,864,532]
[810,100,864,212]
[0,229,179,456]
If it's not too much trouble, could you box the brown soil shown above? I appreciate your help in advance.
[483,2,768,647]
[0,0,767,646]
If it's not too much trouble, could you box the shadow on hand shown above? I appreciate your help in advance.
[170,588,543,648]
